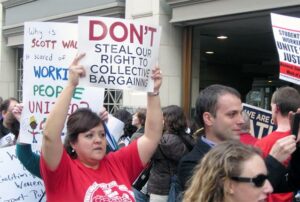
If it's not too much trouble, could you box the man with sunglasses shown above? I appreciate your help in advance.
[177,84,300,198]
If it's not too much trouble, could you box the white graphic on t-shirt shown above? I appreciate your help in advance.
[84,181,134,202]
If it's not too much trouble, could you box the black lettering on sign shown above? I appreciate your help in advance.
[15,180,43,189]
[3,193,29,202]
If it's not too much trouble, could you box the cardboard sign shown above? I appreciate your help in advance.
[243,103,277,139]
[271,13,300,85]
[0,146,45,202]
[78,16,161,92]
[21,22,105,144]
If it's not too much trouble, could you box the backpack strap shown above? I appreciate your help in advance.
[177,133,194,151]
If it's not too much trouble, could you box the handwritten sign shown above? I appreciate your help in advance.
[21,22,105,144]
[0,146,45,202]
[78,16,161,92]
[271,13,300,85]
[243,103,277,139]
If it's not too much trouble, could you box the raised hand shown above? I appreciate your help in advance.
[68,53,86,87]
[288,109,300,142]
[99,107,109,122]
[151,67,162,93]
[270,135,297,163]
[12,103,23,122]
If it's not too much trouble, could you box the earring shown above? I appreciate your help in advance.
[71,149,75,153]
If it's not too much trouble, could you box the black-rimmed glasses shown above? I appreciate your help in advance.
[230,174,268,187]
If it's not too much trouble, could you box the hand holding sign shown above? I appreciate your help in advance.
[289,109,300,141]
[99,107,109,122]
[12,103,23,122]
[150,67,162,94]
[269,135,297,163]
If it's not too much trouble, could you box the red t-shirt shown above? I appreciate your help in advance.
[240,133,258,145]
[255,130,293,202]
[40,140,144,202]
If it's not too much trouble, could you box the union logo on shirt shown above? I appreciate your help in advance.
[84,181,134,202]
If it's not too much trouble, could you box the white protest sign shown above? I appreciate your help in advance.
[0,146,45,202]
[21,22,105,144]
[106,114,125,142]
[271,13,300,85]
[78,16,161,92]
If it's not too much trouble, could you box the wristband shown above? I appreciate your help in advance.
[147,91,159,96]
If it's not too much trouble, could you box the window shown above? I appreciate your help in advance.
[104,89,123,114]
[17,48,23,101]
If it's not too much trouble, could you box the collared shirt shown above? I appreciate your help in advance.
[201,136,216,148]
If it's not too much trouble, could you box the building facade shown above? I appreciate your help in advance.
[1,0,300,115]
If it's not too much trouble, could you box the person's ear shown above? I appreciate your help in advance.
[224,179,234,195]
[275,104,281,113]
[203,112,214,126]
[70,142,77,152]
[2,110,6,118]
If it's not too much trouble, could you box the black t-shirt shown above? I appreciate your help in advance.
[0,119,10,139]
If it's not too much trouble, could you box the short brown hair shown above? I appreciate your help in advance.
[271,86,300,116]
[135,108,147,126]
[64,108,103,158]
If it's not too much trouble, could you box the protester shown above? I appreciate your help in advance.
[7,103,110,180]
[183,140,273,202]
[240,111,258,145]
[40,53,163,201]
[131,108,147,142]
[7,103,42,178]
[177,84,300,196]
[0,97,19,147]
[114,109,137,148]
[148,105,195,202]
[255,86,300,202]
[289,109,300,201]
[130,107,149,202]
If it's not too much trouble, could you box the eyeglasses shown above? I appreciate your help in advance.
[230,174,268,187]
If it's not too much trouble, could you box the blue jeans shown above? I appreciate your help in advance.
[133,188,149,202]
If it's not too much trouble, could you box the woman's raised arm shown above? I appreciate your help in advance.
[42,53,85,170]
[137,67,163,165]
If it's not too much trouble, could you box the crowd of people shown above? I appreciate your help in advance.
[1,53,300,202]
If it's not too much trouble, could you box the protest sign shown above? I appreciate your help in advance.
[106,114,125,142]
[271,13,300,85]
[78,16,161,92]
[0,146,45,202]
[21,22,105,144]
[243,103,276,139]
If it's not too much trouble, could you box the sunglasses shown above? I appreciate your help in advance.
[230,174,268,187]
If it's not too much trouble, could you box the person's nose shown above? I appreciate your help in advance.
[237,113,245,125]
[263,179,273,194]
[94,134,103,144]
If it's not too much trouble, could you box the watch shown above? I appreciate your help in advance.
[147,91,159,96]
